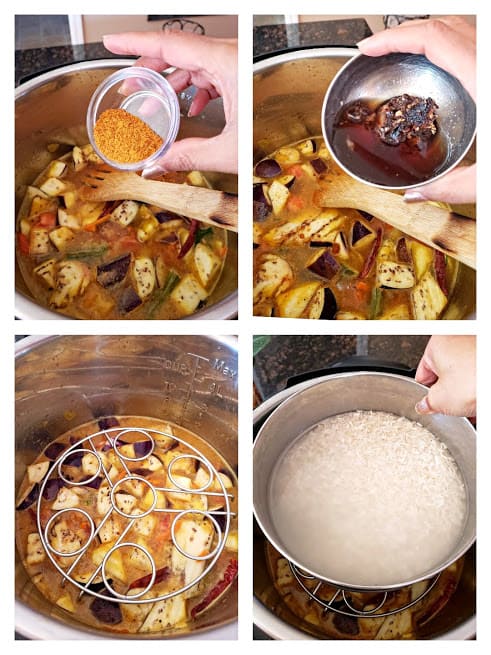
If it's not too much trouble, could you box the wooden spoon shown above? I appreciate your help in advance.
[81,168,238,232]
[315,174,475,269]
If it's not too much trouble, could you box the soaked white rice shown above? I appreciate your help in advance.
[270,410,467,586]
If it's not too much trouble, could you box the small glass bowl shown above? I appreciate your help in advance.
[87,66,180,171]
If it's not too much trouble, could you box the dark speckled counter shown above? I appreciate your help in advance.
[253,335,430,402]
[253,18,371,59]
[15,42,134,87]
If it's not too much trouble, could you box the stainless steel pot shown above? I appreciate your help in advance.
[15,60,238,320]
[15,335,238,639]
[253,48,476,319]
[253,373,476,639]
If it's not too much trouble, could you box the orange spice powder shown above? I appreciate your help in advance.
[93,108,163,163]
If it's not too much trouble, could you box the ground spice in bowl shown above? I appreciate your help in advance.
[93,108,164,164]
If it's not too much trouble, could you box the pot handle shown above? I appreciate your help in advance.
[285,355,415,388]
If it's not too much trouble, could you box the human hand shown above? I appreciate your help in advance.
[414,335,476,417]
[357,17,476,204]
[103,31,238,176]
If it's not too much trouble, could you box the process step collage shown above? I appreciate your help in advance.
[12,5,483,648]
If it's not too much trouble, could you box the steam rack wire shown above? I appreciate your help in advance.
[289,562,440,618]
[36,426,236,604]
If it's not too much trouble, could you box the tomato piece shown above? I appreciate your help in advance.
[35,212,57,228]
[17,232,30,255]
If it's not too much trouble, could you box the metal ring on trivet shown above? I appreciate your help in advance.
[290,562,441,618]
[36,425,236,604]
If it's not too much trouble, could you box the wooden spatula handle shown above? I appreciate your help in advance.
[123,178,238,231]
[317,181,475,269]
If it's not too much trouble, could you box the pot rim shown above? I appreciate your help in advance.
[253,46,357,73]
[252,597,475,641]
[253,371,476,592]
[15,58,237,321]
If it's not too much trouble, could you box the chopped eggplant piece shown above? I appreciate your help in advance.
[307,249,340,280]
[379,304,410,320]
[254,159,282,178]
[50,260,91,308]
[118,287,143,313]
[16,483,40,510]
[49,226,75,251]
[132,257,156,300]
[170,274,207,316]
[358,210,374,222]
[298,139,317,155]
[111,200,139,227]
[34,259,57,289]
[320,287,338,319]
[310,158,327,174]
[376,261,415,289]
[29,227,50,256]
[253,254,293,304]
[275,281,324,319]
[352,221,372,245]
[45,442,66,460]
[155,209,182,223]
[90,596,123,625]
[97,254,131,288]
[39,177,66,197]
[411,271,448,319]
[194,243,221,287]
[334,232,349,259]
[28,461,50,484]
[411,241,434,280]
[268,180,290,215]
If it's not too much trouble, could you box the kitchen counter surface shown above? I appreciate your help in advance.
[15,42,130,86]
[253,18,371,59]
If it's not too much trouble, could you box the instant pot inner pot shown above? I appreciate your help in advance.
[15,335,238,638]
[252,51,475,319]
[253,373,475,591]
[15,61,237,317]
[253,372,476,639]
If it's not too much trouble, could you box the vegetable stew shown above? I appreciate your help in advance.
[253,137,458,319]
[15,415,238,635]
[16,144,228,319]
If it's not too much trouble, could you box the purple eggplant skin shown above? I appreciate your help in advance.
[352,221,372,245]
[310,240,333,248]
[98,416,120,431]
[118,287,142,314]
[253,184,271,222]
[307,250,340,280]
[155,210,182,224]
[97,254,131,288]
[42,477,65,500]
[311,158,327,174]
[358,210,374,222]
[82,475,104,489]
[133,440,153,457]
[44,442,66,461]
[89,596,122,625]
[16,483,40,510]
[320,288,338,320]
[62,452,84,467]
[255,158,282,178]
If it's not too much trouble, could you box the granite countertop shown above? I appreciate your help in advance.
[253,18,371,59]
[253,335,430,402]
[15,42,133,86]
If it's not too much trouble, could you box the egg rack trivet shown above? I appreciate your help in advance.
[37,426,235,604]
[290,562,440,618]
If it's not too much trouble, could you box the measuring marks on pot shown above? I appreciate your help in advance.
[159,351,238,429]
[36,425,236,605]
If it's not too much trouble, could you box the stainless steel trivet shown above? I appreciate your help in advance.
[37,426,235,604]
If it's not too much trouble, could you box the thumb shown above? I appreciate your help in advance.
[404,164,475,205]
[415,382,447,415]
[142,134,237,176]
